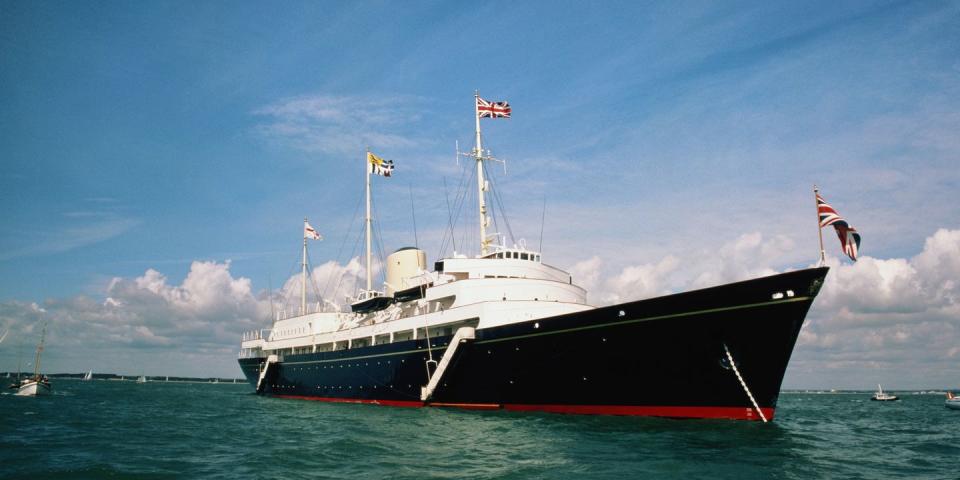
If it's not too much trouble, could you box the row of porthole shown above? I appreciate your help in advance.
[271,375,592,392]
[286,358,412,373]
[272,384,415,390]
[289,360,391,371]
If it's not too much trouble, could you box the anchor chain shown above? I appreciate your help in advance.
[723,343,768,423]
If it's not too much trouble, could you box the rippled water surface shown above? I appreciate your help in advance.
[2,380,957,479]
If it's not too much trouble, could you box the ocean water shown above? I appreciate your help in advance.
[2,380,957,479]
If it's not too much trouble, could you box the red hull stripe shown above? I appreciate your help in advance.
[272,395,774,420]
[502,404,775,421]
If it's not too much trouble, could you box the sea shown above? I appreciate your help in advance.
[1,380,957,479]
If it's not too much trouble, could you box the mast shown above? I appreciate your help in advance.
[33,323,46,378]
[301,218,308,315]
[365,150,373,292]
[474,91,490,256]
[814,185,826,266]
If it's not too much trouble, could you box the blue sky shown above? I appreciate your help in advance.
[1,1,958,385]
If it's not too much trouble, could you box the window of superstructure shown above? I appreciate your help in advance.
[521,253,529,260]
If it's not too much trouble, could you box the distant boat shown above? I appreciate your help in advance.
[83,370,93,381]
[165,376,169,382]
[871,384,899,401]
[136,375,147,384]
[13,323,52,397]
[946,392,960,410]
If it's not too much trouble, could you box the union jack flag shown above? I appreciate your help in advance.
[817,192,861,261]
[477,97,511,118]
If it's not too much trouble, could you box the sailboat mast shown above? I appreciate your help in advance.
[474,91,490,256]
[301,218,308,316]
[365,150,373,292]
[33,323,45,377]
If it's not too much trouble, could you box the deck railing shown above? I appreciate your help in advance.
[241,329,272,342]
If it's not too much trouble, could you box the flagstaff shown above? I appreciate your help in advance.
[814,185,826,266]
[301,217,308,315]
[474,91,490,256]
[365,150,373,292]
[472,91,511,256]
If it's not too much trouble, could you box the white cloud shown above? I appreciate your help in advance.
[790,228,960,388]
[690,232,793,289]
[0,261,269,377]
[274,257,368,315]
[254,94,425,155]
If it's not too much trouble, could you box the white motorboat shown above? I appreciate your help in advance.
[871,384,898,401]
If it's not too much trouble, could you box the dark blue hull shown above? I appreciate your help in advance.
[239,267,828,420]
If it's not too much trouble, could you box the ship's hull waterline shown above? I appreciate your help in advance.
[240,267,827,421]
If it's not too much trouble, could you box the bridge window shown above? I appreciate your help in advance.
[521,253,529,260]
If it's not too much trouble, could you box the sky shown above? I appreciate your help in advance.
[1,1,958,387]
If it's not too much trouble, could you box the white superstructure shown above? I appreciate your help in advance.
[241,92,594,363]
[241,244,593,360]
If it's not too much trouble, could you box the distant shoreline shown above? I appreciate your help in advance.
[2,372,245,384]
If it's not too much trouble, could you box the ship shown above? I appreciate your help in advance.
[238,94,829,421]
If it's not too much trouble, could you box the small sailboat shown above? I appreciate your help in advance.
[136,375,147,384]
[871,384,899,401]
[946,392,960,410]
[83,370,93,381]
[14,323,52,396]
